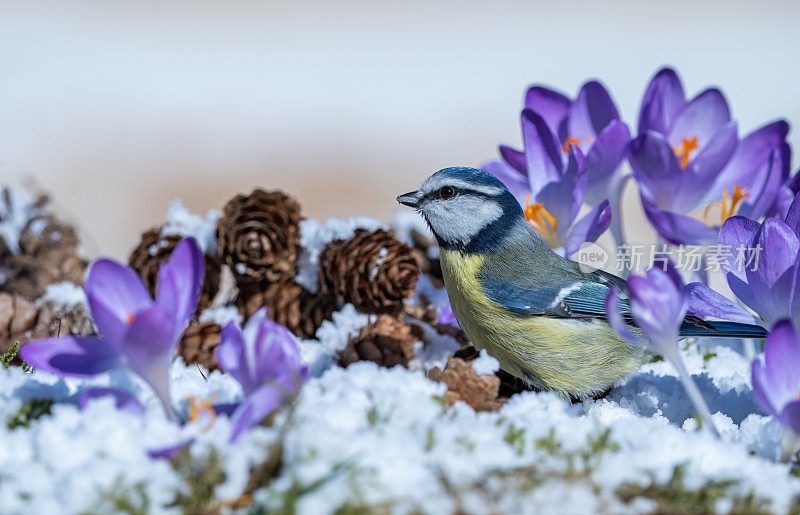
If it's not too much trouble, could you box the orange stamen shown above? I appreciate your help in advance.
[187,395,217,426]
[562,136,582,153]
[702,184,749,225]
[126,313,136,324]
[673,136,699,169]
[524,194,559,247]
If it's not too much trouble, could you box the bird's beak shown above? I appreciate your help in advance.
[396,190,421,208]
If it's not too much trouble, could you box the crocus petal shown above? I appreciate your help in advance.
[217,320,253,391]
[682,121,738,212]
[763,320,800,409]
[628,265,687,346]
[786,192,800,238]
[524,85,571,133]
[436,303,459,326]
[719,215,761,280]
[155,237,204,330]
[521,109,564,194]
[229,384,285,443]
[641,200,719,245]
[629,131,684,210]
[585,120,631,188]
[637,67,685,135]
[685,282,759,325]
[20,336,120,378]
[751,359,779,418]
[148,438,194,460]
[778,401,800,434]
[564,200,611,256]
[536,149,587,244]
[753,218,799,288]
[717,120,790,189]
[481,159,529,201]
[85,260,154,347]
[499,145,527,174]
[604,287,641,347]
[726,273,762,320]
[742,219,798,325]
[120,306,179,414]
[668,88,731,151]
[569,80,620,139]
[738,145,789,220]
[79,386,145,416]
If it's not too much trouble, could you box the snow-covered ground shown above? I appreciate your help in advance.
[1,309,798,514]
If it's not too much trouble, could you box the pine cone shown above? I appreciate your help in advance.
[339,314,419,368]
[428,357,504,412]
[321,229,419,314]
[0,292,95,354]
[237,278,335,338]
[1,208,87,299]
[129,228,221,312]
[217,189,302,287]
[178,321,222,370]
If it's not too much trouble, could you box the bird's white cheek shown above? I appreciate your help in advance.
[424,197,503,246]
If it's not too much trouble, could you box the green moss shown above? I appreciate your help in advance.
[169,448,226,514]
[81,479,150,515]
[7,398,54,429]
[504,425,526,455]
[1,340,34,373]
[616,464,772,515]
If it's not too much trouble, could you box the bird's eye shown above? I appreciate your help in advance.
[439,186,456,200]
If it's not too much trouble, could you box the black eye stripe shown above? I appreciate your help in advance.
[422,185,497,202]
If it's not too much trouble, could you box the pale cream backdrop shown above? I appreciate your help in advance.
[0,0,798,259]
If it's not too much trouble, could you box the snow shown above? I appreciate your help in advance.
[472,349,500,374]
[296,217,386,293]
[160,200,220,255]
[198,305,242,327]
[3,330,800,513]
[41,282,87,310]
[0,186,40,255]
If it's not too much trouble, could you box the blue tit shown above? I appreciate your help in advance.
[397,167,767,398]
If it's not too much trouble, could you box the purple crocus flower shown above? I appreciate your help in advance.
[436,303,459,327]
[483,109,612,256]
[630,67,790,245]
[216,308,308,442]
[522,81,631,244]
[719,192,800,326]
[605,261,719,436]
[20,238,204,420]
[751,320,800,435]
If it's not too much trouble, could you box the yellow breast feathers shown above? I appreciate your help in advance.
[438,249,646,397]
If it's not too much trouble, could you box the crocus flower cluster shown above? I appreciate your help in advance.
[605,261,719,436]
[484,67,791,252]
[19,237,307,445]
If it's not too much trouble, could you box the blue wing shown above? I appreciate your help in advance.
[481,274,765,338]
[480,276,631,320]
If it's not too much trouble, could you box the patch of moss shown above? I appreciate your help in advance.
[7,398,54,429]
[616,464,772,515]
[81,479,150,515]
[169,448,226,514]
[1,340,34,373]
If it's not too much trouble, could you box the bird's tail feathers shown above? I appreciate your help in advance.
[679,320,767,339]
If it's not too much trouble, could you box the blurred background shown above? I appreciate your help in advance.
[0,0,797,259]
